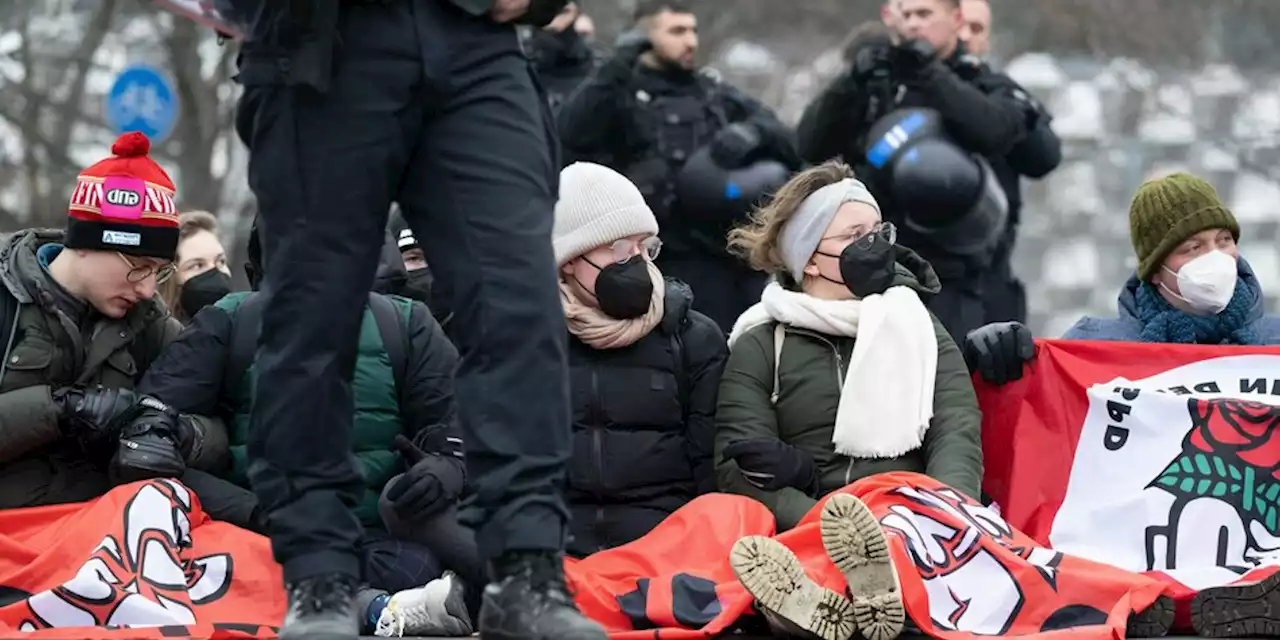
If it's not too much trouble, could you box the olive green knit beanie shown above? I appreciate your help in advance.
[1130,172,1240,281]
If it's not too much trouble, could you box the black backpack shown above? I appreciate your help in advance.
[222,292,411,405]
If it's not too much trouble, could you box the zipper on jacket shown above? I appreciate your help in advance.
[590,366,606,531]
[785,327,857,487]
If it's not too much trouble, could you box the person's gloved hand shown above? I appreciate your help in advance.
[963,321,1036,386]
[722,439,819,495]
[709,123,762,168]
[384,435,466,523]
[890,39,938,79]
[109,396,191,483]
[53,385,138,447]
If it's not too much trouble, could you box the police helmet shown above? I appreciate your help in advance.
[864,108,1008,257]
[674,145,791,224]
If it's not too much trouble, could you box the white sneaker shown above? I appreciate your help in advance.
[374,571,474,637]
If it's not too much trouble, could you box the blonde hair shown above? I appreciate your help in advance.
[161,210,222,321]
[727,160,856,280]
[179,210,220,246]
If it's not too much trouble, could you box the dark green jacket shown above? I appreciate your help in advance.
[0,230,225,508]
[138,290,461,528]
[715,250,983,530]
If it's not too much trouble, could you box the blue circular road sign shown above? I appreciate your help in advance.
[105,65,179,143]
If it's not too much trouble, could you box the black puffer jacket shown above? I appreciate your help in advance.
[566,279,727,556]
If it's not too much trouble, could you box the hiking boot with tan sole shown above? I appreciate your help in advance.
[729,535,857,640]
[820,494,905,640]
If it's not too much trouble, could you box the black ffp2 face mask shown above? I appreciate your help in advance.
[400,269,433,305]
[591,256,653,319]
[817,234,897,299]
[180,268,233,316]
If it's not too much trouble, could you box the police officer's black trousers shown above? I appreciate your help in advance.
[238,0,571,583]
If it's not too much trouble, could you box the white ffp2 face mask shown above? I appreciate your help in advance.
[1163,250,1238,314]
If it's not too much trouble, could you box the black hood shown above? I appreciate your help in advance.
[372,231,409,295]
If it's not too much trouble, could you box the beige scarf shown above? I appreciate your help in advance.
[560,261,666,349]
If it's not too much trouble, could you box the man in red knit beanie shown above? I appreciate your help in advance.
[0,132,229,509]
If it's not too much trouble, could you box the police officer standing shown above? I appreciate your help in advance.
[557,0,802,332]
[218,1,606,639]
[797,0,1060,341]
[526,2,597,112]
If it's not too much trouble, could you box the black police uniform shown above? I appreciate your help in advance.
[527,27,597,112]
[222,0,572,591]
[558,56,802,332]
[797,43,1060,341]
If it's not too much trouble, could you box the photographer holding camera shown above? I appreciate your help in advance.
[797,0,1060,341]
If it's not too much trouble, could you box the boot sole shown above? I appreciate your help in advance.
[1127,594,1174,637]
[1191,571,1280,637]
[820,494,905,640]
[729,535,857,640]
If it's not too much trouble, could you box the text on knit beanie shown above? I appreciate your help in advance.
[66,132,180,260]
[553,162,659,266]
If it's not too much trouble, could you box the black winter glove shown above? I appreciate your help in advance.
[722,439,819,495]
[53,385,138,447]
[890,39,938,79]
[709,123,762,168]
[963,321,1036,386]
[384,435,465,522]
[109,396,191,483]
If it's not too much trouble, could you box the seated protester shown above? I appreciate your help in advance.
[553,162,728,557]
[0,134,227,509]
[715,160,983,532]
[158,211,233,323]
[964,172,1280,386]
[387,206,445,322]
[137,226,471,637]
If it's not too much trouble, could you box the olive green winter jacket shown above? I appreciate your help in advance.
[715,250,983,530]
[0,230,227,509]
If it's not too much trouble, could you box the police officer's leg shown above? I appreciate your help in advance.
[395,3,603,637]
[237,5,420,637]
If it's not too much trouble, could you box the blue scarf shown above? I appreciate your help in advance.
[1134,280,1261,345]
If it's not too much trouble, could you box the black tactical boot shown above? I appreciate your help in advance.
[279,573,359,640]
[478,551,607,640]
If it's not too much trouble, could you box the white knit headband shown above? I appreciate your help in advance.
[778,178,881,282]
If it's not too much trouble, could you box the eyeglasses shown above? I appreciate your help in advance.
[118,253,176,284]
[607,236,663,264]
[822,221,897,252]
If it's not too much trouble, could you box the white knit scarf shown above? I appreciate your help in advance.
[728,281,938,458]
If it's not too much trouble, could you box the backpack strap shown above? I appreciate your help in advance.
[368,293,409,407]
[771,323,785,405]
[224,292,267,396]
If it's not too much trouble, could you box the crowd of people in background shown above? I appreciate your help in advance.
[0,0,1275,639]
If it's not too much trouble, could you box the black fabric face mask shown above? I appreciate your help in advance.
[591,256,653,319]
[817,234,897,298]
[180,268,233,316]
[400,269,433,305]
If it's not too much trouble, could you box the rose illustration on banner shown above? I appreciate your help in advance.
[1145,398,1280,572]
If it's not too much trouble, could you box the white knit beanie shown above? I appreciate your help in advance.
[554,162,659,266]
